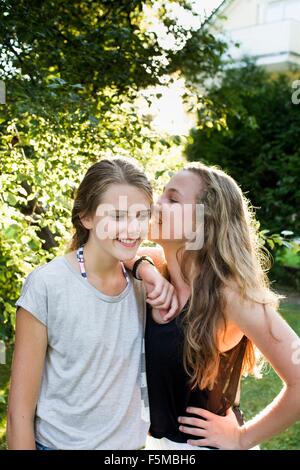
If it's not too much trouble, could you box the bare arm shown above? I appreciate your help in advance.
[7,308,48,450]
[123,246,177,322]
[230,294,300,449]
[124,245,166,274]
[179,291,300,449]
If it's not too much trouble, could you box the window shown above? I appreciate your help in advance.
[285,0,300,21]
[265,1,284,22]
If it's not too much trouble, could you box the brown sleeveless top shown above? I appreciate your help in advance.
[145,303,248,444]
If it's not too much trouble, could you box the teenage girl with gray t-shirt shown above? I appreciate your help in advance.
[7,158,175,450]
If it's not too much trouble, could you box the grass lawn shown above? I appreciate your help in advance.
[240,303,300,450]
[0,303,299,450]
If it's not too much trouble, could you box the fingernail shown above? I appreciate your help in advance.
[178,417,182,422]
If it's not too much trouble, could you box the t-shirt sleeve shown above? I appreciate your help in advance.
[15,268,48,326]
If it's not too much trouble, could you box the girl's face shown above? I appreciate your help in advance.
[150,170,203,246]
[82,184,151,261]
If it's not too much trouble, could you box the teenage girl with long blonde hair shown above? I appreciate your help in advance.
[132,162,300,450]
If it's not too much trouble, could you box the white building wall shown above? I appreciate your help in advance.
[220,0,264,29]
[214,0,300,71]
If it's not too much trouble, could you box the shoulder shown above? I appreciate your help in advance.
[222,281,278,330]
[23,256,69,293]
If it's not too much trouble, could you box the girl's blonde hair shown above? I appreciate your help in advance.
[70,158,153,251]
[180,162,281,390]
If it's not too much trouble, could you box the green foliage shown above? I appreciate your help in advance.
[271,236,300,290]
[259,229,296,252]
[240,303,300,450]
[0,0,226,342]
[275,236,300,268]
[185,62,300,237]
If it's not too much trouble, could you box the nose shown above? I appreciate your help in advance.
[127,216,140,237]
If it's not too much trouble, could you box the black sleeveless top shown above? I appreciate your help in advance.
[145,304,248,444]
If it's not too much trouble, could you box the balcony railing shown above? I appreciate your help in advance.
[225,19,300,70]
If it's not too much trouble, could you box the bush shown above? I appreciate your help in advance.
[185,62,300,237]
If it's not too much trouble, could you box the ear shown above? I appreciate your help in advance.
[80,214,93,230]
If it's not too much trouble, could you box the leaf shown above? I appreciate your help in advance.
[5,193,18,206]
[71,84,84,89]
[18,186,28,197]
[89,116,99,126]
[37,160,45,172]
[4,223,21,239]
[282,241,293,249]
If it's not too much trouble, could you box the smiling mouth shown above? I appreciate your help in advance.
[115,238,140,248]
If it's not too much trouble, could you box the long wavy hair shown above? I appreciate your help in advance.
[69,158,153,251]
[180,162,281,390]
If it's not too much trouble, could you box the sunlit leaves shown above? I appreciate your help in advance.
[0,0,227,341]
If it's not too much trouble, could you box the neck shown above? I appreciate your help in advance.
[81,236,120,279]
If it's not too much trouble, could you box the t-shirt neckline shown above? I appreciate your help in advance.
[61,256,132,303]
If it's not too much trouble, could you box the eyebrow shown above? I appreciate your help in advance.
[109,209,151,215]
[165,187,182,196]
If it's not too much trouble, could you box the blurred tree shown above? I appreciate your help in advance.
[0,0,227,341]
[186,62,300,237]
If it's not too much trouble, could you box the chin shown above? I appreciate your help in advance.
[113,242,140,261]
[119,251,139,262]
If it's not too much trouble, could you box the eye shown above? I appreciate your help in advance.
[137,210,151,220]
[110,212,127,221]
[168,197,178,204]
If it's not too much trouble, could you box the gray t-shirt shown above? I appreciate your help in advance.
[16,256,150,450]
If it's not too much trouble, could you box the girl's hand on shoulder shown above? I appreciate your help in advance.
[139,262,178,322]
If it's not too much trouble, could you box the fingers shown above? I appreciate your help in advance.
[179,426,208,437]
[158,309,169,321]
[151,308,170,325]
[186,439,211,447]
[163,292,179,321]
[147,284,169,307]
[156,286,174,311]
[146,280,165,300]
[145,277,178,321]
[147,283,174,309]
[185,407,213,420]
[178,416,208,428]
